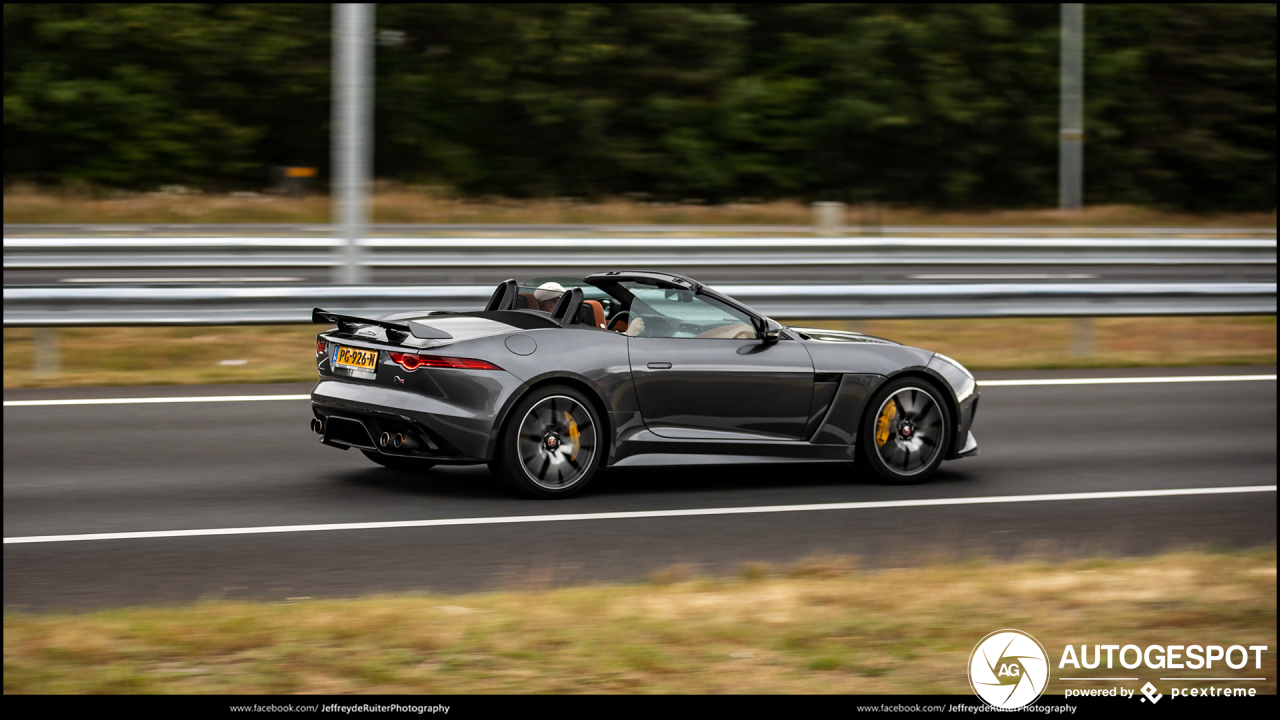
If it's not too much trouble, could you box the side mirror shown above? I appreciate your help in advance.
[757,317,782,344]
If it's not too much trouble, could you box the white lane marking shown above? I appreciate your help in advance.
[908,273,1098,280]
[981,374,1275,387]
[5,485,1274,545]
[3,394,310,407]
[59,277,304,283]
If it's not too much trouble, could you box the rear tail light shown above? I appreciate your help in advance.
[316,337,327,356]
[387,352,502,372]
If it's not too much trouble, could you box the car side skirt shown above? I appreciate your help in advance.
[608,428,855,467]
[612,453,846,468]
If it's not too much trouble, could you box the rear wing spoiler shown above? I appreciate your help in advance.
[312,308,452,342]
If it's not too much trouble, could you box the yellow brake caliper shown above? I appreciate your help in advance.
[875,400,897,447]
[564,411,580,461]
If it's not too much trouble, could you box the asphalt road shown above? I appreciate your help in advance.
[4,366,1275,612]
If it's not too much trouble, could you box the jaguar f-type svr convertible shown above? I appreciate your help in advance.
[310,271,979,498]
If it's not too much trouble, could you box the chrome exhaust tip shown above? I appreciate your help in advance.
[392,433,419,451]
[310,418,323,434]
[379,432,391,448]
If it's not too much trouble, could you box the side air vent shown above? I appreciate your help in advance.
[804,331,896,345]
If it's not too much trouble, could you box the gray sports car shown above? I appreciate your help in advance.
[310,271,979,498]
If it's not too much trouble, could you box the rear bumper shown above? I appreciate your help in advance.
[954,431,979,458]
[310,375,523,462]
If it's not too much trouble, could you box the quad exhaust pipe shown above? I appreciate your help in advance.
[316,418,425,452]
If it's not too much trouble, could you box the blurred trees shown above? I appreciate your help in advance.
[4,4,329,189]
[4,3,1275,209]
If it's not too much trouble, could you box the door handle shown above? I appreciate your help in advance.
[646,362,672,369]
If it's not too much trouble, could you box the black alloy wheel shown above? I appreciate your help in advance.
[491,385,603,499]
[857,377,951,484]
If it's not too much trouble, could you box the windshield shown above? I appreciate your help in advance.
[581,277,758,339]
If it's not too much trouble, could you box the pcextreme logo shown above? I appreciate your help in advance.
[969,629,1051,709]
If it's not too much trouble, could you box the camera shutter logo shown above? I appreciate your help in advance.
[968,629,1050,709]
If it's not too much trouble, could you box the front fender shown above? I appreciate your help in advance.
[925,354,980,458]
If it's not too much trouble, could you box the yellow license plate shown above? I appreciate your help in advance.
[332,345,379,371]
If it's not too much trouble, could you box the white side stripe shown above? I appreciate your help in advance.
[5,485,1274,545]
[4,374,1275,407]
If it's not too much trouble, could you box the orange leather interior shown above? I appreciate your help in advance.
[517,292,537,310]
[609,314,629,332]
[581,300,606,327]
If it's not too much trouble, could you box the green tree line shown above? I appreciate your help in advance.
[4,4,1275,210]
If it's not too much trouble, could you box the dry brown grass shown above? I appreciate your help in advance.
[4,184,1275,228]
[5,316,1273,389]
[4,550,1274,694]
[3,325,322,389]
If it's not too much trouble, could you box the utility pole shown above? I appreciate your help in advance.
[1059,3,1084,211]
[332,3,373,284]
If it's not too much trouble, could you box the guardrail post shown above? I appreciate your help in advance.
[33,327,59,377]
[813,202,846,237]
[1072,317,1094,357]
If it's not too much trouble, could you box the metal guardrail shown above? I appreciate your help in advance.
[5,282,1275,326]
[5,236,1275,271]
[5,235,1274,325]
[5,223,1276,237]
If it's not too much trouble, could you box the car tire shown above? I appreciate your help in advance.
[856,377,951,484]
[361,449,436,473]
[491,385,604,499]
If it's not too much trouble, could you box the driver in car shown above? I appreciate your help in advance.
[617,296,651,336]
[534,281,566,313]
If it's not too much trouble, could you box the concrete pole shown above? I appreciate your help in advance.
[812,202,846,237]
[332,3,373,284]
[1059,4,1084,211]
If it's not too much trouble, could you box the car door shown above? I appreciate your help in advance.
[624,286,814,440]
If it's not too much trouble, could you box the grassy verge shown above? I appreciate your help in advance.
[4,550,1274,694]
[4,186,1276,228]
[4,317,1275,389]
[804,316,1278,371]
